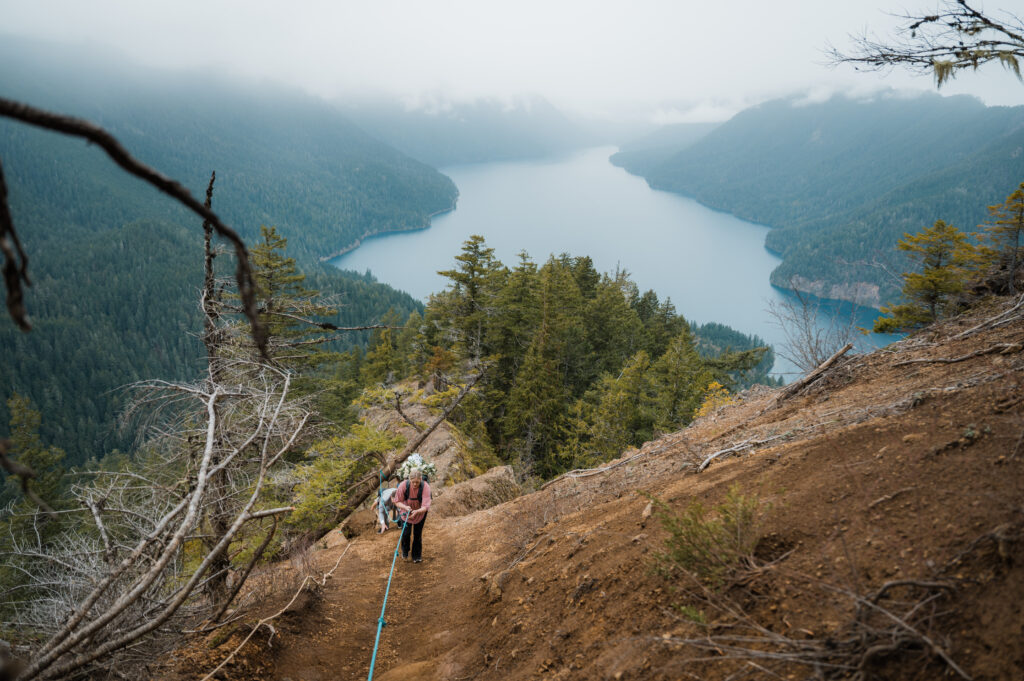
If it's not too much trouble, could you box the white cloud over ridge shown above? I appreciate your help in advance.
[2,0,1021,117]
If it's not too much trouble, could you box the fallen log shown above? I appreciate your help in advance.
[306,370,484,543]
[773,343,853,406]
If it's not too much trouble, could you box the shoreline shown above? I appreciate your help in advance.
[319,193,460,264]
[616,164,885,312]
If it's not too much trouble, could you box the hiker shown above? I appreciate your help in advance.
[393,468,431,563]
[371,485,398,533]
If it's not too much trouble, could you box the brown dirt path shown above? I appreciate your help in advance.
[161,298,1024,681]
[271,515,489,681]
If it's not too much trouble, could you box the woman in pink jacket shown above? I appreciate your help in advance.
[393,468,431,563]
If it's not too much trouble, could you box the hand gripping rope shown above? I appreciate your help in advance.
[367,470,410,681]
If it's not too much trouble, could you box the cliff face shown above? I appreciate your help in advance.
[158,295,1024,681]
[781,274,882,308]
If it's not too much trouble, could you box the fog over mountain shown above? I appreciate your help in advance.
[2,0,1022,123]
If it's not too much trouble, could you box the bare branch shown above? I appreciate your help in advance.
[0,439,56,516]
[773,342,854,406]
[0,156,31,331]
[829,0,1024,87]
[393,391,425,432]
[209,518,278,625]
[199,540,354,681]
[0,97,267,358]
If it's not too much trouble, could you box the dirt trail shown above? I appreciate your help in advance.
[267,516,486,681]
[162,298,1024,681]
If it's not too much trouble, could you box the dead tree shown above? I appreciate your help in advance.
[766,280,862,373]
[4,364,308,681]
[0,97,267,357]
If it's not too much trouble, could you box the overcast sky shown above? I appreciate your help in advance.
[3,0,1023,121]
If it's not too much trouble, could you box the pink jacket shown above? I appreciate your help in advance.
[393,480,431,524]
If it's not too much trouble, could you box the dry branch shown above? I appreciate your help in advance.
[0,97,267,357]
[0,439,55,516]
[0,157,30,331]
[9,367,309,681]
[540,450,648,490]
[393,392,425,432]
[867,487,916,509]
[776,343,853,403]
[893,342,1021,366]
[698,433,790,473]
[210,519,278,625]
[950,292,1024,341]
[198,540,354,681]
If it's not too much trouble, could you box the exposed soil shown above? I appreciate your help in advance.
[159,296,1024,681]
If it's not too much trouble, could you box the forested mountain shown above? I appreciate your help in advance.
[0,38,447,464]
[612,93,1024,306]
[341,95,595,167]
[0,37,459,261]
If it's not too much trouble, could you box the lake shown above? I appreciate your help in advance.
[332,146,890,377]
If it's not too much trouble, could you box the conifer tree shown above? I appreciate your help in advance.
[361,310,403,385]
[581,274,644,384]
[649,328,713,430]
[2,394,65,508]
[875,219,977,332]
[553,399,594,471]
[587,350,656,462]
[487,252,540,390]
[636,293,686,358]
[502,258,583,472]
[435,235,507,361]
[246,225,338,368]
[980,181,1024,290]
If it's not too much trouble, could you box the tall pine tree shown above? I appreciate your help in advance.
[874,219,977,332]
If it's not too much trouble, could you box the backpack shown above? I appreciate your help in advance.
[400,479,426,504]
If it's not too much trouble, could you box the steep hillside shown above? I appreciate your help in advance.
[158,293,1024,681]
[614,93,1024,307]
[0,37,451,463]
[0,36,459,263]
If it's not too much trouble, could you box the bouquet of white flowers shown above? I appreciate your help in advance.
[397,453,437,482]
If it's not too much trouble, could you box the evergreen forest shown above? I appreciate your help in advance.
[0,38,453,463]
[612,93,1024,305]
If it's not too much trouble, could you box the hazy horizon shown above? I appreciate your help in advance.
[2,0,1023,126]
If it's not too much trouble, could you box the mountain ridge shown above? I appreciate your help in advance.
[612,92,1024,307]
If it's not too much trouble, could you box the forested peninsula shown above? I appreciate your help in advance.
[612,93,1024,306]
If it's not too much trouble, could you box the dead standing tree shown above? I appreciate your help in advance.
[0,97,271,513]
[766,280,862,373]
[0,97,267,352]
[5,365,308,681]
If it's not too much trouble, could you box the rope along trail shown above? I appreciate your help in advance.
[368,469,411,681]
[367,514,409,680]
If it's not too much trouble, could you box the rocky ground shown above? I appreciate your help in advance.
[158,295,1024,681]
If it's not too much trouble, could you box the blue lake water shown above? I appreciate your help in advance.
[333,146,891,377]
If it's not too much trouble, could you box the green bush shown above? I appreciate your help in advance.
[650,485,765,587]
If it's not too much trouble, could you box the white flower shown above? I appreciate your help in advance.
[397,453,437,481]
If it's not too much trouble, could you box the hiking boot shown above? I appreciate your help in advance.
[401,552,409,560]
[412,558,422,563]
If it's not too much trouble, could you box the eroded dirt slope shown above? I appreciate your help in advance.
[163,298,1024,681]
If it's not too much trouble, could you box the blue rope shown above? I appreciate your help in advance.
[367,512,409,681]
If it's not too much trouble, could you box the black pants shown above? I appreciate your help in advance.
[400,513,427,560]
